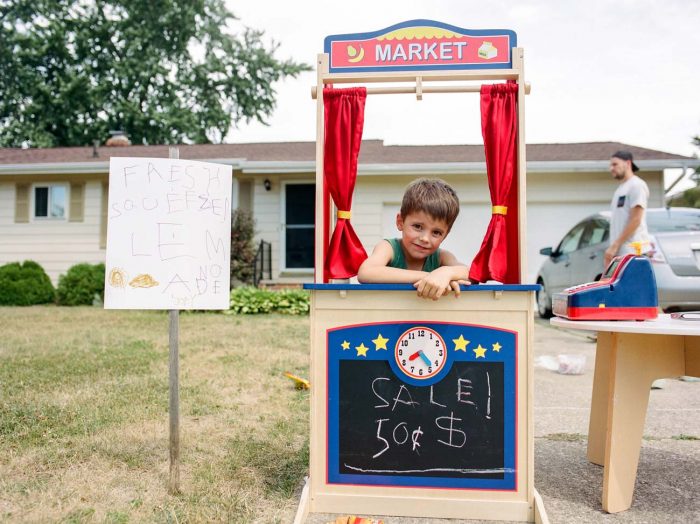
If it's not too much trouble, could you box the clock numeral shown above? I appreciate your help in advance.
[402,359,406,366]
[418,369,423,376]
[435,340,440,347]
[401,340,409,347]
[398,349,403,356]
[410,366,414,373]
[438,349,443,357]
[418,330,425,337]
[429,333,433,340]
[434,360,439,366]
[408,333,415,340]
[428,366,432,373]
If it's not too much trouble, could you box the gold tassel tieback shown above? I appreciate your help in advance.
[492,205,508,215]
[337,210,351,219]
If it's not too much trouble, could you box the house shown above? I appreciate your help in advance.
[1,141,697,285]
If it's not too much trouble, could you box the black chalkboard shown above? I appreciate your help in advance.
[338,359,504,479]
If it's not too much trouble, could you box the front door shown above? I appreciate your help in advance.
[283,183,315,270]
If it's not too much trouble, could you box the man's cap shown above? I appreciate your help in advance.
[611,150,639,172]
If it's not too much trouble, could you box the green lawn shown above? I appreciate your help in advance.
[0,307,310,523]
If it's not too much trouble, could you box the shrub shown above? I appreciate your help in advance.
[228,287,309,315]
[0,260,55,305]
[230,209,256,287]
[56,263,106,306]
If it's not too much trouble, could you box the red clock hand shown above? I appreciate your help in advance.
[408,351,421,361]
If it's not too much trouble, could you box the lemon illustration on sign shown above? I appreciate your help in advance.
[347,44,365,63]
[129,273,159,288]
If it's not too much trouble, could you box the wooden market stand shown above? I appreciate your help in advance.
[297,20,547,523]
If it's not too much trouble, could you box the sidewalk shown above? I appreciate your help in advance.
[306,319,700,523]
[533,317,700,523]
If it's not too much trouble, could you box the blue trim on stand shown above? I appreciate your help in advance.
[304,283,540,291]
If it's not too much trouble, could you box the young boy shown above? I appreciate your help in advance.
[357,178,469,300]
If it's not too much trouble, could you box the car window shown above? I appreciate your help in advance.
[579,218,609,248]
[647,209,700,232]
[557,223,586,254]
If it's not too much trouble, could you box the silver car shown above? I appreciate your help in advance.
[536,207,700,318]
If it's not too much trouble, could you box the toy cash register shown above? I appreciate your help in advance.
[552,247,658,321]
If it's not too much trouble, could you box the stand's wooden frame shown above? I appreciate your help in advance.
[300,47,548,523]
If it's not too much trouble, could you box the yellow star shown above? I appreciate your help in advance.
[372,333,390,350]
[341,340,350,350]
[355,343,369,357]
[453,334,470,352]
[492,342,502,352]
[473,344,487,359]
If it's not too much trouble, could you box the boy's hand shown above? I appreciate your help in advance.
[413,267,454,300]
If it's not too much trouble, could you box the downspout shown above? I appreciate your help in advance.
[664,162,689,205]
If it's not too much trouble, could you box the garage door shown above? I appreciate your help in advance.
[383,202,606,283]
[527,202,606,283]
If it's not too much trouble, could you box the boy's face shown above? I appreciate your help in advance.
[396,211,450,262]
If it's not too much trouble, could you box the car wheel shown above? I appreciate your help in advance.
[536,279,553,319]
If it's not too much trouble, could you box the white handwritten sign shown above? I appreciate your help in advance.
[104,157,232,310]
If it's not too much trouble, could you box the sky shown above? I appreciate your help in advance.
[226,0,700,187]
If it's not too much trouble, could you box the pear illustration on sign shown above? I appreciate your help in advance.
[478,41,498,59]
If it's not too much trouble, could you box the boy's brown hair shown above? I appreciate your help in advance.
[400,178,460,228]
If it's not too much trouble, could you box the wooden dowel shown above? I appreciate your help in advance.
[311,82,530,99]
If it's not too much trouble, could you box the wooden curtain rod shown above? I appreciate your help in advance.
[311,82,531,100]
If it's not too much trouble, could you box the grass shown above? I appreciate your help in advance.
[672,434,699,441]
[0,307,310,523]
[541,432,587,442]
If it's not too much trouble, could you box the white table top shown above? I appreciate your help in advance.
[550,314,700,336]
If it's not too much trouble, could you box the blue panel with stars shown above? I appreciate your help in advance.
[326,321,517,490]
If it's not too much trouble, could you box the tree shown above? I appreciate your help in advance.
[0,0,310,147]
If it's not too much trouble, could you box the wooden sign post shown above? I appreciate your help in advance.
[103,154,233,494]
[299,20,546,522]
[168,147,181,494]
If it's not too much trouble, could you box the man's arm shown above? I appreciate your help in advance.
[357,240,428,283]
[604,205,644,266]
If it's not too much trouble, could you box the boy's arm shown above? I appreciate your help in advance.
[414,249,470,299]
[357,240,428,283]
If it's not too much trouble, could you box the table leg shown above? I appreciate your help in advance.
[602,333,685,513]
[587,331,612,466]
[686,336,700,377]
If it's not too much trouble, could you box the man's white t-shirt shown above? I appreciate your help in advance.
[610,175,650,255]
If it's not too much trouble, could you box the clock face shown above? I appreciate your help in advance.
[394,326,447,380]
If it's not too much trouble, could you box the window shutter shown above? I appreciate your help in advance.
[69,182,85,222]
[100,181,108,249]
[14,183,30,223]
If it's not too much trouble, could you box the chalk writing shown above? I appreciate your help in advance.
[338,360,505,480]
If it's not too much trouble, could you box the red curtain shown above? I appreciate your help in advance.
[469,83,520,283]
[323,87,368,280]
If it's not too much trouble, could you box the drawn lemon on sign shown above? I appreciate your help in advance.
[129,273,159,288]
[108,267,127,288]
[347,44,365,63]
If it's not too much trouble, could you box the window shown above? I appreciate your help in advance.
[34,185,67,219]
[579,218,609,249]
[283,183,315,270]
[557,222,586,255]
[647,209,700,232]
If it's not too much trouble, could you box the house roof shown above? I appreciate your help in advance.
[0,140,694,164]
[0,140,697,175]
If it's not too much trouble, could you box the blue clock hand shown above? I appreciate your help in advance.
[418,350,431,366]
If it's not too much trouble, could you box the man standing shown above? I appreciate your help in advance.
[604,150,650,268]
[606,151,663,388]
